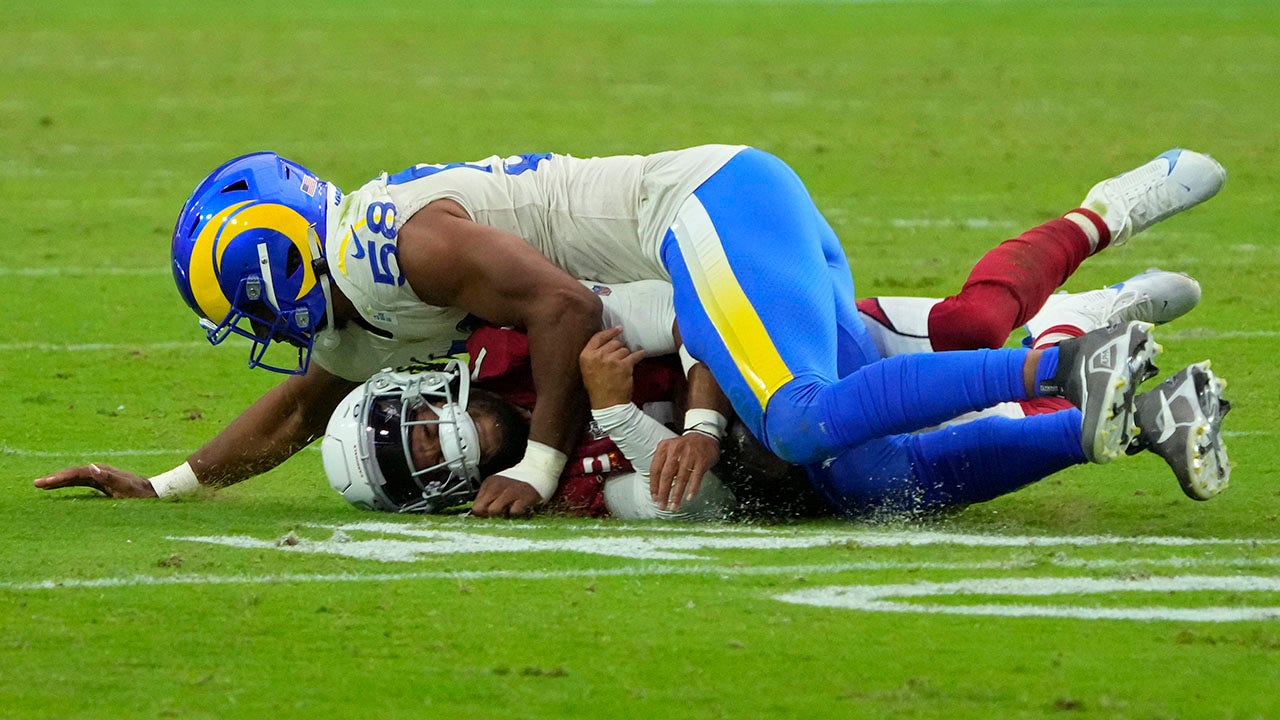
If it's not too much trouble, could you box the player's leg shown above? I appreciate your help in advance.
[810,358,1234,516]
[863,269,1204,425]
[806,410,1088,517]
[858,147,1225,356]
[818,208,882,376]
[601,469,737,521]
[923,216,1102,350]
[858,269,1203,356]
[660,147,846,448]
[858,214,1101,355]
[660,149,1048,463]
[661,149,1174,467]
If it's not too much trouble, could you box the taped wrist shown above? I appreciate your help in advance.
[150,461,200,498]
[682,408,727,442]
[498,441,568,502]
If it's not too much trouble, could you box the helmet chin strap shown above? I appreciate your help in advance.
[312,183,343,351]
[309,229,341,350]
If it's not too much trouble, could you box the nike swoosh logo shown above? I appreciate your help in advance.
[1155,392,1179,444]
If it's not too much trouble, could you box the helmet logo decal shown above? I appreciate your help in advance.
[188,200,251,321]
[188,201,316,321]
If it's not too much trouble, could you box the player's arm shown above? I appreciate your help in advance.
[648,322,733,511]
[399,199,602,517]
[649,358,732,511]
[34,363,359,498]
[577,315,732,512]
[588,283,733,510]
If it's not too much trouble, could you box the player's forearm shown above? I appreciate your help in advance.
[498,290,600,501]
[524,288,602,455]
[187,370,357,488]
[591,402,676,475]
[684,362,733,423]
[187,410,314,487]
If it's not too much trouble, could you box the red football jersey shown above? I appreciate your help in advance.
[467,325,684,516]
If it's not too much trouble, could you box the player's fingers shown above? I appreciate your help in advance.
[669,458,705,512]
[684,465,706,504]
[470,483,501,517]
[653,470,674,511]
[667,473,688,512]
[584,326,624,351]
[602,340,633,361]
[506,494,536,518]
[33,466,105,493]
[650,444,675,501]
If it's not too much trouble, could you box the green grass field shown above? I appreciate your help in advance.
[2,1,1278,717]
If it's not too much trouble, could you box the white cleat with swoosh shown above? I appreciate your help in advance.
[1082,149,1227,246]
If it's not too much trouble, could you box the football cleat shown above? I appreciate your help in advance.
[1082,149,1226,246]
[1129,362,1232,501]
[1025,269,1201,345]
[1039,321,1161,464]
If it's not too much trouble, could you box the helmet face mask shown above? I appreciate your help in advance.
[172,152,338,375]
[323,361,484,513]
[200,270,315,374]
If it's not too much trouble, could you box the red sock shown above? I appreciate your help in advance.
[927,216,1097,351]
[1019,397,1075,416]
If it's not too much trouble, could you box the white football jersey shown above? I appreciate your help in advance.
[312,146,741,380]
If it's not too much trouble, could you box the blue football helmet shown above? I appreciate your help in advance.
[171,152,340,374]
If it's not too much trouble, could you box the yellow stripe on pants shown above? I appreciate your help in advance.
[671,195,794,410]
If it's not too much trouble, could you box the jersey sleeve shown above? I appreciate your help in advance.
[584,280,677,355]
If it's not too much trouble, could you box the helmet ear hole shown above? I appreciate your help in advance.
[285,244,303,277]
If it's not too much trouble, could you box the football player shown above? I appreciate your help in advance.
[322,265,1213,520]
[35,146,1231,515]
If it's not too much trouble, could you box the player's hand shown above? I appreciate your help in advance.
[579,327,645,409]
[470,474,541,518]
[650,432,720,512]
[33,464,159,499]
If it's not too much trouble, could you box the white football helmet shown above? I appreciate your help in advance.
[322,360,483,513]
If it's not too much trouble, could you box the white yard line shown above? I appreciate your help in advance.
[8,520,1280,625]
[9,554,1280,595]
[0,341,207,352]
[168,526,1280,564]
[3,445,319,458]
[0,267,168,277]
[1,560,1013,592]
[776,575,1280,623]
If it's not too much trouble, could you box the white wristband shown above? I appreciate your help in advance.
[150,461,200,498]
[497,441,568,502]
[683,408,727,441]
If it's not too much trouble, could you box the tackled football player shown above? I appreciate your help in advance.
[35,147,1232,515]
[323,262,1216,521]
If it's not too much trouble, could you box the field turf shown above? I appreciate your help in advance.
[2,1,1278,718]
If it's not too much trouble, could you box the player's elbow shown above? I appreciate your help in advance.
[540,284,602,335]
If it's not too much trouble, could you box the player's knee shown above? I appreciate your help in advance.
[762,414,835,465]
[761,379,846,465]
[602,471,736,521]
[930,300,1010,351]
